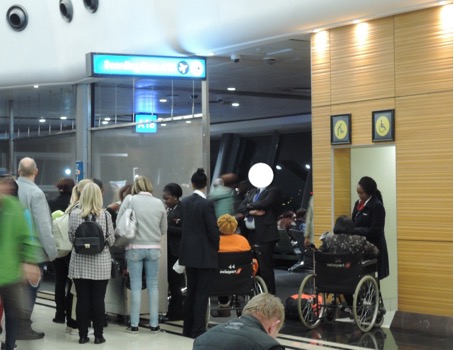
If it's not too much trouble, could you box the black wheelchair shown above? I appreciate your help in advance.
[208,250,268,318]
[297,251,385,332]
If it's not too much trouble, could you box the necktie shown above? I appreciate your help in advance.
[357,200,365,211]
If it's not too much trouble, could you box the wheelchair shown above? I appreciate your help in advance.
[297,251,385,332]
[208,251,268,317]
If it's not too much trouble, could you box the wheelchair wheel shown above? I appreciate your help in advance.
[353,275,379,332]
[297,273,323,329]
[236,276,268,316]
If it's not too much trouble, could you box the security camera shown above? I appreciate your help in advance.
[263,57,277,65]
[230,54,240,63]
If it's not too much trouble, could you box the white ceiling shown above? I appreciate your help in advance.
[0,0,442,136]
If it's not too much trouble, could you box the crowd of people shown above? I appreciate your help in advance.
[0,157,389,350]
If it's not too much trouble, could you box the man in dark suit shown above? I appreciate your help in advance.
[237,183,282,294]
[179,168,219,339]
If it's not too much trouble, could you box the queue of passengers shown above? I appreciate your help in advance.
[0,157,388,350]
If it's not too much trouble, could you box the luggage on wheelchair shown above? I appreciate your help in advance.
[285,293,322,321]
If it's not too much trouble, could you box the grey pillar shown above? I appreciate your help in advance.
[75,84,91,180]
[8,100,14,174]
[201,79,210,184]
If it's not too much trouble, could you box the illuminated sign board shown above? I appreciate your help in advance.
[135,114,157,134]
[86,53,206,80]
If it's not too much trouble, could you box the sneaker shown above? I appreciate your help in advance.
[126,326,139,334]
[150,326,161,334]
[16,329,44,340]
[1,343,17,350]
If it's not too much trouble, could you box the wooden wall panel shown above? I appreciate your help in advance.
[312,106,333,244]
[396,92,453,242]
[398,240,453,316]
[333,148,351,218]
[311,31,331,107]
[395,6,453,96]
[330,17,395,104]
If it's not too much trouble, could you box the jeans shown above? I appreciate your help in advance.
[53,254,75,325]
[125,248,161,328]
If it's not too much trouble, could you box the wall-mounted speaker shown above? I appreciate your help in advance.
[83,0,99,13]
[6,5,28,31]
[59,0,73,22]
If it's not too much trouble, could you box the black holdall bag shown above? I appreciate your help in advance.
[74,213,106,255]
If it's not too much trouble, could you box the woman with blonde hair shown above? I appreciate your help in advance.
[68,182,114,344]
[116,175,167,334]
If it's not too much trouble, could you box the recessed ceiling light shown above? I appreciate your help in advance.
[312,28,321,33]
[159,98,167,103]
[231,102,240,107]
[60,116,67,120]
[33,85,39,89]
[227,87,236,91]
[186,120,192,124]
[39,118,46,123]
[104,117,111,121]
[353,19,361,24]
[101,121,108,125]
[161,123,167,126]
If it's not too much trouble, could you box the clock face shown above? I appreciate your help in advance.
[375,116,390,137]
[334,120,348,141]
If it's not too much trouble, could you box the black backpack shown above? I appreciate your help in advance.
[73,213,106,255]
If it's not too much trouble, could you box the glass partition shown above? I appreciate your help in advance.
[90,119,203,206]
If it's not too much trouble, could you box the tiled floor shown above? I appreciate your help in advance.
[9,269,452,350]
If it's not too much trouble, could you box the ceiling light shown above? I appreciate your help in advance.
[101,120,108,125]
[64,168,71,175]
[275,165,282,170]
[305,164,311,170]
[161,123,167,126]
[353,19,361,24]
[60,116,67,120]
[33,85,39,88]
[227,87,236,91]
[438,1,448,5]
[104,117,111,121]
[39,118,46,123]
[231,102,240,107]
[312,28,321,33]
[173,116,183,120]
[185,121,192,124]
[159,98,167,103]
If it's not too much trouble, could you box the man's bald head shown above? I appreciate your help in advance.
[18,157,38,178]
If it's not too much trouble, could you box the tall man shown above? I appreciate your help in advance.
[16,157,57,340]
[237,163,282,294]
[179,168,219,339]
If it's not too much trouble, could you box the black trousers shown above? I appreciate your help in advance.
[254,241,276,295]
[0,283,26,350]
[73,279,108,338]
[167,251,185,319]
[53,254,75,325]
[183,267,216,338]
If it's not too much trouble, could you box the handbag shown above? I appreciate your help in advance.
[114,196,137,247]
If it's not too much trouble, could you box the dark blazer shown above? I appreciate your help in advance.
[238,185,282,244]
[167,203,182,257]
[179,193,219,269]
[352,195,389,280]
[48,192,71,213]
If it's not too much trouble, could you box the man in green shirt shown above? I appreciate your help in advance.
[0,178,41,350]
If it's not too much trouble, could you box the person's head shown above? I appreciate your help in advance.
[56,177,75,195]
[162,182,183,208]
[242,293,285,338]
[295,208,307,220]
[191,168,207,190]
[68,179,93,210]
[333,215,355,235]
[92,178,104,193]
[132,175,153,195]
[18,157,38,179]
[79,182,103,217]
[217,214,238,235]
[357,176,383,204]
[119,183,132,202]
[0,176,18,196]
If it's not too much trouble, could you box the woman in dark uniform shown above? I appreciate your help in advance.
[162,183,185,321]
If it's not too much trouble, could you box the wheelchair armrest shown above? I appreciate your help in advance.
[361,259,377,267]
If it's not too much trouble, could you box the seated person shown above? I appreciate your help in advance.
[319,215,379,312]
[319,215,379,259]
[193,293,285,350]
[213,214,258,317]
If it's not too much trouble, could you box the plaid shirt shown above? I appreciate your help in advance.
[68,209,115,280]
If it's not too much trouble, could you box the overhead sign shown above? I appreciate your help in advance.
[86,53,206,80]
[75,161,84,183]
[135,114,157,133]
